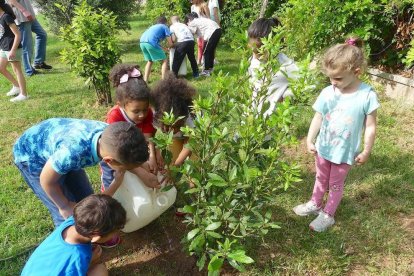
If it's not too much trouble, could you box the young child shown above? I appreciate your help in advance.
[151,73,196,166]
[293,37,380,232]
[21,194,126,276]
[247,18,299,117]
[190,0,210,65]
[140,16,174,82]
[185,12,221,76]
[169,15,199,78]
[100,64,161,193]
[0,0,27,102]
[13,118,149,228]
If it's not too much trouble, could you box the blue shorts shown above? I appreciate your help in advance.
[15,161,93,227]
[140,42,166,61]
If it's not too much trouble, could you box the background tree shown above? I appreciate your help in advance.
[60,1,121,105]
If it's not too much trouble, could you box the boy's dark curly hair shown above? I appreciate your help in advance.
[151,73,196,122]
[109,63,150,106]
[74,194,126,237]
[101,121,149,165]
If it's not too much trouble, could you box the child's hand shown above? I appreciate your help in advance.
[306,141,317,155]
[90,245,102,265]
[114,169,126,182]
[140,171,161,189]
[355,151,370,165]
[8,50,16,60]
[23,11,34,21]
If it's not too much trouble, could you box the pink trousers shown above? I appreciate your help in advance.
[197,37,204,64]
[311,155,351,216]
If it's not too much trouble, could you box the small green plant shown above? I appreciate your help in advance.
[153,32,317,274]
[59,1,121,105]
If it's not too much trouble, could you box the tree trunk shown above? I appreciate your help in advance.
[94,81,112,106]
[259,0,269,18]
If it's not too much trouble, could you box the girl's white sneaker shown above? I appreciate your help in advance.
[293,201,320,216]
[6,86,20,96]
[309,211,335,232]
[10,94,28,102]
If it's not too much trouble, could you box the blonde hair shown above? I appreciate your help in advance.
[322,37,367,73]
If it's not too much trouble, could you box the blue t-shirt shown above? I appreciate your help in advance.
[21,216,92,276]
[313,83,380,165]
[140,24,172,48]
[13,118,107,175]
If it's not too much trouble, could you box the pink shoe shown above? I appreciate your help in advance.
[98,234,121,249]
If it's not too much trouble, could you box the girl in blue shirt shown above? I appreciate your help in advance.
[293,37,380,232]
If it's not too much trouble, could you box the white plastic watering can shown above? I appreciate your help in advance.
[113,171,177,233]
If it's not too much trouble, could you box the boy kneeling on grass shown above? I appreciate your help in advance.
[21,194,126,276]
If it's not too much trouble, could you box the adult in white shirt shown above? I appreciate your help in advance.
[185,12,221,76]
[169,16,199,77]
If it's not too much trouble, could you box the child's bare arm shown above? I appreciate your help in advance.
[40,161,76,219]
[102,169,125,196]
[306,112,323,155]
[131,166,161,189]
[8,24,21,60]
[174,142,191,166]
[145,133,158,173]
[90,245,102,266]
[355,110,377,165]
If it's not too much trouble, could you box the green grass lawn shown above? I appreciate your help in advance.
[1,14,413,275]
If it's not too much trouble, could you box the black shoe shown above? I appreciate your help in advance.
[33,62,52,70]
[27,69,41,76]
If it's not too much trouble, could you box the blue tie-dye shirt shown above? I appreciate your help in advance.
[13,118,107,175]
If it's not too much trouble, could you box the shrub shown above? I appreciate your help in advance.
[59,1,121,105]
[34,0,141,34]
[152,31,318,274]
[277,0,397,60]
[144,0,190,21]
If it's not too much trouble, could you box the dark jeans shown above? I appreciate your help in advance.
[172,40,198,76]
[15,161,93,227]
[203,28,222,70]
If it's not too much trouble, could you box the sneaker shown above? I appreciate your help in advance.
[293,201,320,216]
[6,86,20,96]
[99,234,121,249]
[193,72,199,78]
[33,62,52,70]
[27,69,41,77]
[199,70,211,77]
[10,94,28,102]
[309,211,335,232]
